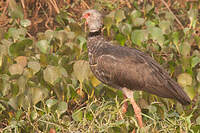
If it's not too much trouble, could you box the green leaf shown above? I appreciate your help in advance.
[115,33,126,46]
[72,109,83,122]
[188,7,198,28]
[36,32,46,40]
[31,110,38,121]
[91,75,101,87]
[145,4,154,14]
[0,55,2,68]
[180,41,191,57]
[77,35,87,50]
[119,23,132,36]
[148,105,157,114]
[2,74,11,96]
[130,10,141,21]
[9,64,24,75]
[8,97,18,110]
[69,23,82,35]
[17,76,26,94]
[45,30,54,41]
[55,12,68,26]
[43,65,61,85]
[104,16,113,29]
[15,110,23,121]
[196,71,200,82]
[176,103,184,114]
[165,11,175,22]
[20,19,31,27]
[183,86,195,100]
[145,20,156,28]
[23,68,33,79]
[17,93,29,109]
[131,30,148,46]
[191,56,200,68]
[46,99,58,108]
[66,32,76,40]
[104,16,113,36]
[196,116,200,125]
[73,60,91,83]
[58,66,68,78]
[148,27,164,46]
[28,87,48,105]
[28,61,41,74]
[133,18,145,26]
[172,32,179,46]
[0,103,6,114]
[8,0,24,19]
[159,20,171,34]
[36,40,50,54]
[177,73,192,87]
[57,101,68,116]
[9,39,32,56]
[54,30,68,44]
[0,40,10,54]
[86,112,93,121]
[115,10,126,24]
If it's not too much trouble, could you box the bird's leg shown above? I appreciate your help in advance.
[130,97,143,128]
[121,95,128,114]
[121,87,143,128]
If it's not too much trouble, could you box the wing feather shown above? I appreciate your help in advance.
[91,45,190,104]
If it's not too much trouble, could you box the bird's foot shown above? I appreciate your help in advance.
[121,87,143,128]
[130,97,143,128]
[121,100,128,114]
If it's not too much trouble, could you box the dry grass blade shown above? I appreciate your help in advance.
[49,0,60,14]
[160,0,185,29]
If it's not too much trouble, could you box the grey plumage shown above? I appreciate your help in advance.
[83,10,191,105]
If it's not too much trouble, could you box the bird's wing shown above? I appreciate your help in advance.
[94,47,190,104]
[95,51,148,90]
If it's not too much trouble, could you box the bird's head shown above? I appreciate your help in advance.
[82,9,103,32]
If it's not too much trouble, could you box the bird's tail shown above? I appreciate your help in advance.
[168,79,191,105]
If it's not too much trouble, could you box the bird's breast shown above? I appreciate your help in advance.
[88,52,97,65]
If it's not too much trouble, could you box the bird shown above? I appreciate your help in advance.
[82,9,191,128]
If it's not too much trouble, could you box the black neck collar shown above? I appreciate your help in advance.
[88,30,101,37]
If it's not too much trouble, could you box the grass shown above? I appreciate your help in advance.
[2,96,196,133]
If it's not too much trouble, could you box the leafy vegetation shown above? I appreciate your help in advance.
[0,0,200,132]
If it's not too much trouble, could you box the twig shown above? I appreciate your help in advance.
[160,0,184,29]
[125,0,132,8]
[42,2,52,29]
[21,0,27,18]
[81,0,90,9]
[49,0,60,14]
[1,0,8,17]
[20,0,25,9]
[26,32,33,38]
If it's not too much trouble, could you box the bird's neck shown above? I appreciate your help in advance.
[88,29,101,37]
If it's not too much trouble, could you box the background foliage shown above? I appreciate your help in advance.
[0,0,200,132]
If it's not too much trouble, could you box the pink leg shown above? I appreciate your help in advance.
[121,87,143,128]
[121,95,128,114]
[130,97,143,127]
